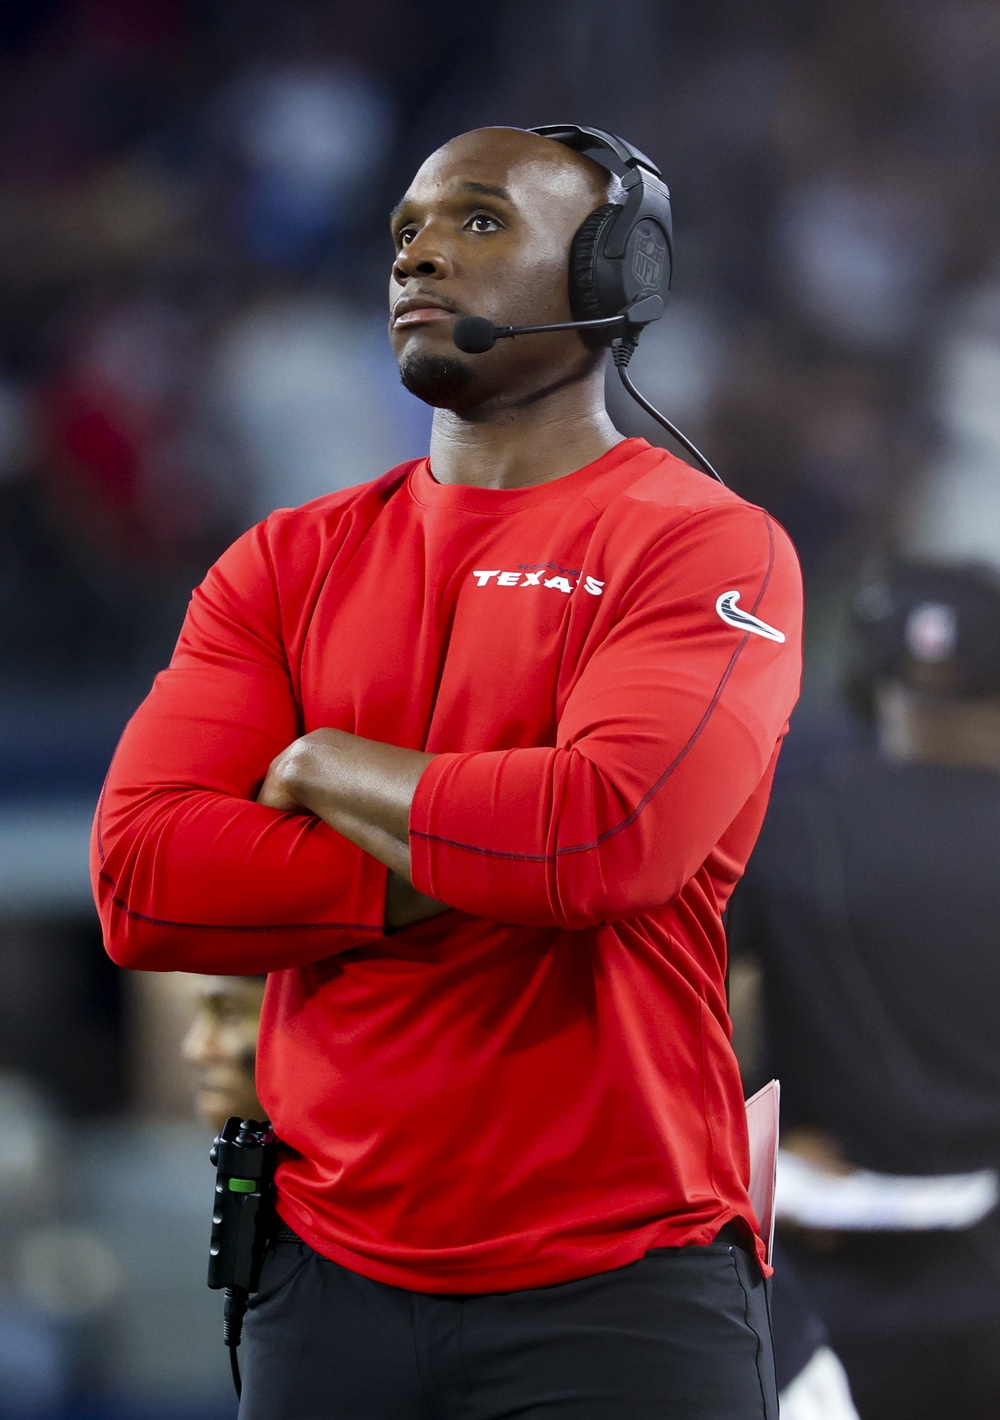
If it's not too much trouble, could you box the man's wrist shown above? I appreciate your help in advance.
[259,729,436,877]
[272,735,337,817]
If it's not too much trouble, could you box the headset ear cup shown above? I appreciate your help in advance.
[568,203,621,324]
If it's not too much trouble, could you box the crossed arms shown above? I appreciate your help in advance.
[92,505,802,975]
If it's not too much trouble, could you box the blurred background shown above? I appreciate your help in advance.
[1,0,999,1416]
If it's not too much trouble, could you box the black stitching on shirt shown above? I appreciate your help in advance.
[101,875,380,934]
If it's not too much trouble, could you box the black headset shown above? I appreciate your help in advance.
[526,124,722,482]
[529,124,674,346]
[451,124,720,481]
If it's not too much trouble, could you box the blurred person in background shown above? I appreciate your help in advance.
[180,973,267,1135]
[730,559,1000,1420]
[93,124,803,1418]
[768,1252,859,1420]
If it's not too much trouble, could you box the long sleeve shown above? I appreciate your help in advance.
[92,520,388,972]
[408,504,802,927]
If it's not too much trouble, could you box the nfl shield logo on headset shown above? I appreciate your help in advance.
[630,222,666,292]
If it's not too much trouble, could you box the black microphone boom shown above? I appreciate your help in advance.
[452,313,625,354]
[450,310,725,484]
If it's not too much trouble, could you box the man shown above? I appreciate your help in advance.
[92,126,802,1418]
[730,560,1000,1420]
[180,974,267,1134]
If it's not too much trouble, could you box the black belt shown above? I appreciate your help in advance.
[275,1218,755,1254]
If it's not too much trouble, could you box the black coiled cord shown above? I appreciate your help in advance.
[612,338,725,485]
[224,1286,248,1399]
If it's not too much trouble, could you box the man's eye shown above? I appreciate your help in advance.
[467,214,501,233]
[398,227,417,247]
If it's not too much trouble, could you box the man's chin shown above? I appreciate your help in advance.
[398,349,476,408]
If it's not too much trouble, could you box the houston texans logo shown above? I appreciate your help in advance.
[715,590,786,643]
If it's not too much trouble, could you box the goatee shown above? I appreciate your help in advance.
[399,351,475,407]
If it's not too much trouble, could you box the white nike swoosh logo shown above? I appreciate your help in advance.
[715,590,786,643]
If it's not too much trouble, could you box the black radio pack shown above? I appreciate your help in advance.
[207,1116,278,1398]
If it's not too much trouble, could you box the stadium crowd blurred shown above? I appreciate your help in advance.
[1,0,999,1415]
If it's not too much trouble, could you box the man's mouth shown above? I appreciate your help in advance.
[392,297,459,328]
[395,308,453,327]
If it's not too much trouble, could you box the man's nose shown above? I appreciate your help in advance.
[393,230,453,283]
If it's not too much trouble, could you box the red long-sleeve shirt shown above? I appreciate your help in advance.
[93,437,802,1290]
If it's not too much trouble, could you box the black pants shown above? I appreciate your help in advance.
[238,1224,777,1419]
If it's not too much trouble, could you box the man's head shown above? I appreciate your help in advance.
[850,561,1000,704]
[848,560,1000,767]
[180,974,267,1133]
[389,127,620,413]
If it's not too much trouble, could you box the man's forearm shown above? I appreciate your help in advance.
[259,728,433,868]
[257,728,447,928]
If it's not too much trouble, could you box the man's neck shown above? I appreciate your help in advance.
[427,375,624,490]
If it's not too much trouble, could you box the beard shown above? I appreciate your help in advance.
[398,350,475,408]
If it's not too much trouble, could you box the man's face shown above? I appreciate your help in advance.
[180,976,267,1133]
[389,127,610,409]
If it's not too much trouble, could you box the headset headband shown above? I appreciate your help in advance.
[529,121,673,286]
[528,124,662,177]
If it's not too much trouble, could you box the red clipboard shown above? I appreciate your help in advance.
[745,1079,780,1265]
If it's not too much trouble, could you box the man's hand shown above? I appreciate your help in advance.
[256,760,302,814]
[257,729,449,929]
[384,872,451,931]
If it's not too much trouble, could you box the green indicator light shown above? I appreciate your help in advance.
[228,1178,257,1193]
